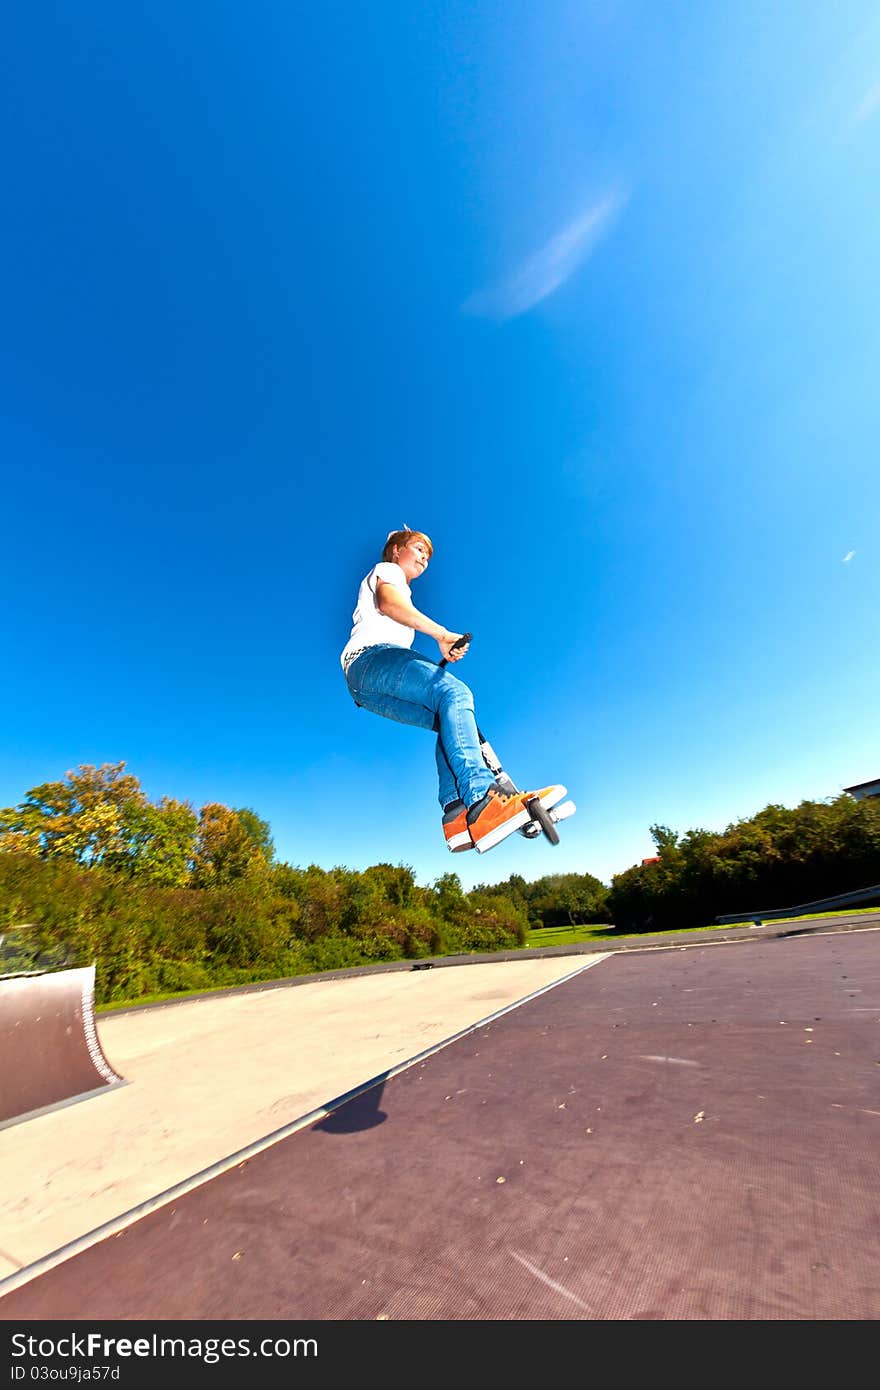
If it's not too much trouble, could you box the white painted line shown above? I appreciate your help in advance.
[638,1056,701,1067]
[510,1249,593,1312]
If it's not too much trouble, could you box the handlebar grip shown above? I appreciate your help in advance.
[439,632,472,668]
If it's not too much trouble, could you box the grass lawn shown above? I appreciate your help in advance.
[525,906,880,950]
[524,924,618,948]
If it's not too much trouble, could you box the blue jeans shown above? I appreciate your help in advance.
[345,645,495,810]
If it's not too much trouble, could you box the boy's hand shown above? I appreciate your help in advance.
[438,632,469,663]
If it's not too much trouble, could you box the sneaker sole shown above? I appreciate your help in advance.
[472,805,531,853]
[446,830,473,852]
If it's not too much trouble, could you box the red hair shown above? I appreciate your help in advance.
[382,529,434,562]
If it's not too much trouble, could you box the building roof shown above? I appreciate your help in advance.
[843,778,880,795]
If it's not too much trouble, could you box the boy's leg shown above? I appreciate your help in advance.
[347,647,563,854]
[436,737,473,852]
[430,674,495,808]
[346,646,493,807]
[434,736,461,812]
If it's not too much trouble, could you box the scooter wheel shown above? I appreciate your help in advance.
[525,796,560,845]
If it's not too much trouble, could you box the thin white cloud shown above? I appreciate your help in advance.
[842,550,855,563]
[854,83,880,124]
[462,189,627,321]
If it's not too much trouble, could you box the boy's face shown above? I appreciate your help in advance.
[393,538,431,580]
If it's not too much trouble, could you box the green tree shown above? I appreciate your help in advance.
[235,808,275,865]
[123,798,199,887]
[0,764,200,886]
[432,871,466,919]
[528,872,610,928]
[650,824,681,856]
[361,862,417,907]
[191,803,272,888]
[610,794,880,932]
[0,763,145,868]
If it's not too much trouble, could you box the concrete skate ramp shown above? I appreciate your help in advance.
[0,966,124,1130]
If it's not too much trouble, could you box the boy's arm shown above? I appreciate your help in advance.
[376,581,468,663]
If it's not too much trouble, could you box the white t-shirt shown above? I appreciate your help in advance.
[340,561,414,669]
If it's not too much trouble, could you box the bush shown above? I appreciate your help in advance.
[441,892,528,954]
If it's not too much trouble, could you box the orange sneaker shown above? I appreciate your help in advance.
[442,801,473,852]
[467,783,567,853]
[466,782,530,852]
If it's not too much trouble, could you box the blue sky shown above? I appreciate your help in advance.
[2,2,878,890]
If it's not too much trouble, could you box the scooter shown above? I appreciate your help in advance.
[440,633,576,847]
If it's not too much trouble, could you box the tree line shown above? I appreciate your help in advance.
[0,763,609,1004]
[609,794,880,932]
[2,764,877,1001]
[0,763,275,889]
